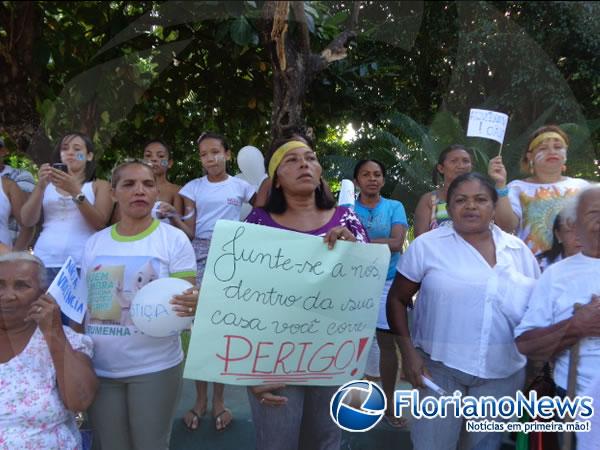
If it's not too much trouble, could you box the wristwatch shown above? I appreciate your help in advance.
[72,192,86,204]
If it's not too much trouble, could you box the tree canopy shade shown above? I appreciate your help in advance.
[0,1,598,210]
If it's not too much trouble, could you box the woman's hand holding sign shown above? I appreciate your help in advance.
[250,384,288,407]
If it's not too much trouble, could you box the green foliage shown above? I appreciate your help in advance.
[3,1,598,213]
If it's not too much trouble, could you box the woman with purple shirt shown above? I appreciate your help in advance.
[245,133,367,450]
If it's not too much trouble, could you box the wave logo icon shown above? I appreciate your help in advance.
[330,380,387,432]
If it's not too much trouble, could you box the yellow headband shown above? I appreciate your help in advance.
[528,132,567,152]
[268,140,310,178]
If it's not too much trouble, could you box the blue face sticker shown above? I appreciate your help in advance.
[75,152,86,161]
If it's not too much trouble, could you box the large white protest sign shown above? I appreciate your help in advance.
[466,108,509,144]
[184,220,390,386]
[47,256,86,323]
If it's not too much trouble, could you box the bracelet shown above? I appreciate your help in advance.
[496,186,509,198]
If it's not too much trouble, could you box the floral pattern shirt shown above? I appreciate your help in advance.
[0,327,93,450]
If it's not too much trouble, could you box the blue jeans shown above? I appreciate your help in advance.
[247,386,341,450]
[411,350,525,450]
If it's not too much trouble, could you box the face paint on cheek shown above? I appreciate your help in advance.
[534,152,545,163]
[558,148,567,161]
[160,159,169,167]
[75,152,86,161]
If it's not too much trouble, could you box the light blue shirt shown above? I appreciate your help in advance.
[355,196,408,280]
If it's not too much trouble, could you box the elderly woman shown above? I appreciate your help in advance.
[387,173,540,450]
[82,161,198,450]
[244,134,368,450]
[493,125,589,256]
[516,186,600,397]
[0,252,97,448]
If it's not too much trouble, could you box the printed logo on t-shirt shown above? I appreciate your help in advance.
[87,256,159,330]
[227,197,241,206]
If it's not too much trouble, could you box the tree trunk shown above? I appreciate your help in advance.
[262,1,358,140]
[0,2,51,163]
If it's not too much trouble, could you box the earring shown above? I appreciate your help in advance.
[529,160,534,174]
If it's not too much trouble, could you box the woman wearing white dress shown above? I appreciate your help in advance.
[21,132,113,281]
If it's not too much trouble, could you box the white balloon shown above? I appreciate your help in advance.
[237,145,266,186]
[130,278,194,337]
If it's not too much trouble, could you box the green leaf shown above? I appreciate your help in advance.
[215,22,231,42]
[100,111,110,124]
[230,16,254,46]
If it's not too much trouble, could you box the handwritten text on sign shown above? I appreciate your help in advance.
[466,108,509,144]
[47,256,86,324]
[184,220,390,386]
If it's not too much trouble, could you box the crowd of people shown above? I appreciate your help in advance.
[0,125,598,450]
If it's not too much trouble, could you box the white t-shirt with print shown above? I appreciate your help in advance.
[507,177,589,255]
[82,220,196,378]
[515,253,600,394]
[179,175,255,239]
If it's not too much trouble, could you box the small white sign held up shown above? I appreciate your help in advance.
[47,256,86,324]
[467,109,509,145]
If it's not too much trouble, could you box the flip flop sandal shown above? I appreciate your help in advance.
[183,409,203,432]
[214,408,233,432]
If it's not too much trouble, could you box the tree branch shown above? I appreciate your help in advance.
[349,1,361,32]
[270,1,290,71]
[291,1,311,56]
[308,3,359,76]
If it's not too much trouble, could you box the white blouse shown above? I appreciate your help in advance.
[515,253,600,394]
[0,327,93,449]
[396,225,540,379]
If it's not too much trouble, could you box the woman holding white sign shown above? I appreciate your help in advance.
[82,160,198,450]
[0,252,98,449]
[245,132,368,450]
[387,172,540,450]
[493,125,589,256]
[414,144,474,236]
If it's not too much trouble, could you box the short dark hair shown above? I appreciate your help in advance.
[446,172,498,206]
[52,132,96,182]
[353,159,386,179]
[196,132,229,151]
[143,139,171,158]
[264,133,335,214]
[432,144,473,185]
